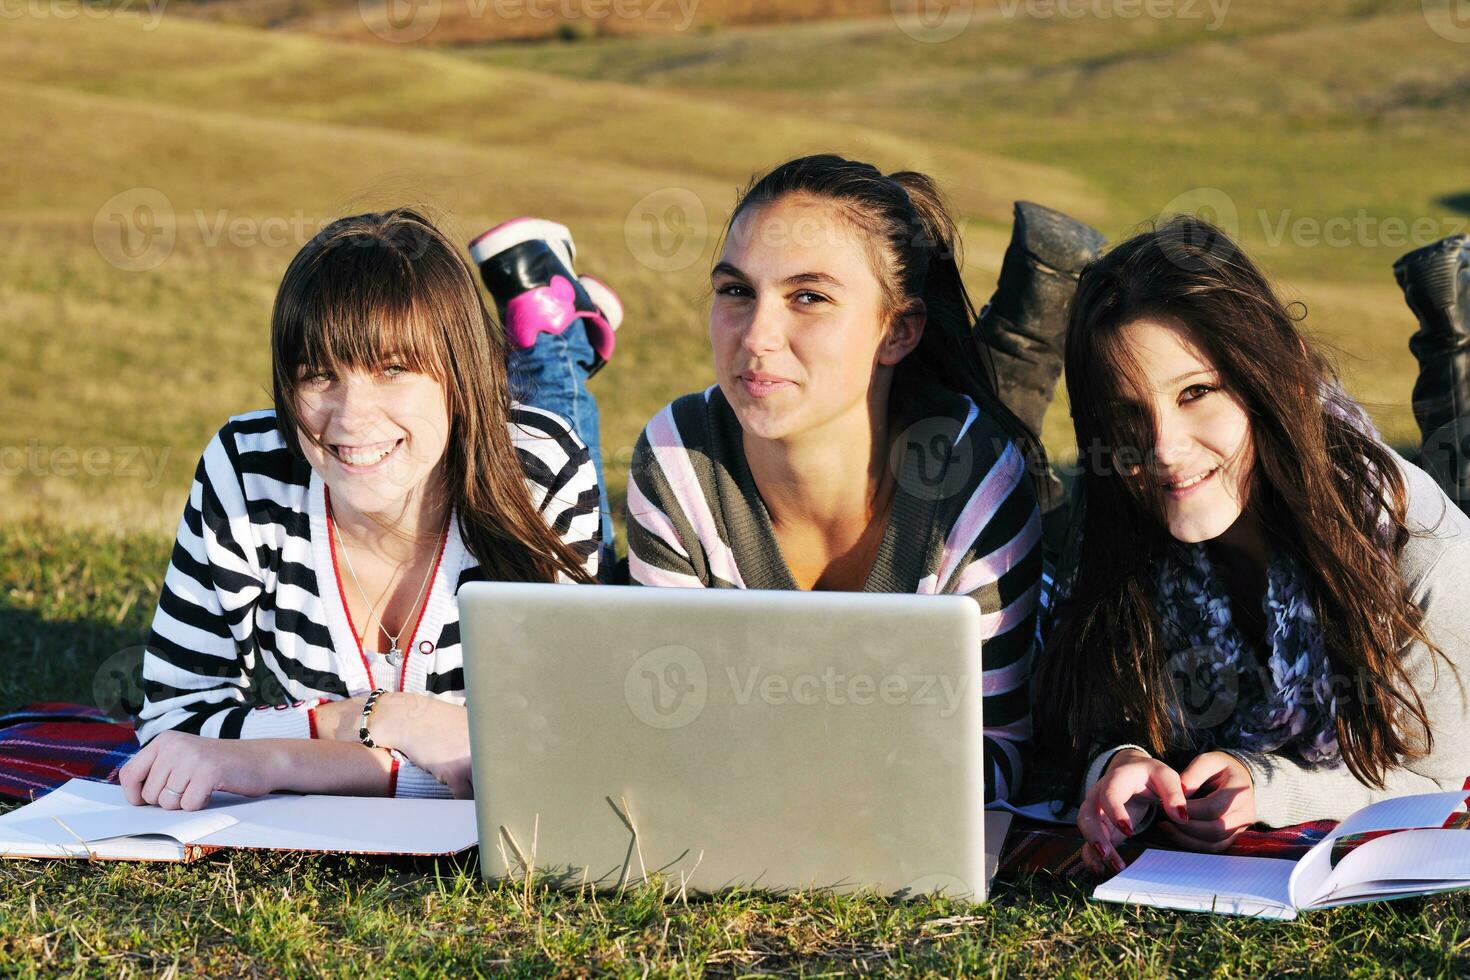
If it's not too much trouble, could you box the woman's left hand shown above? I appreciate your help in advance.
[119,731,282,811]
[1157,751,1256,852]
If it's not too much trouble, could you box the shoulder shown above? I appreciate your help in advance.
[1393,454,1470,598]
[636,387,723,453]
[201,410,307,494]
[214,409,289,457]
[909,392,1039,522]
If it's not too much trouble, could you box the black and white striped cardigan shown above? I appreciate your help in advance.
[137,406,601,798]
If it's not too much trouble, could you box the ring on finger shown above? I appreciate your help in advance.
[161,787,183,799]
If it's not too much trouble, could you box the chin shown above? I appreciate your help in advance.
[723,392,799,441]
[1165,510,1240,544]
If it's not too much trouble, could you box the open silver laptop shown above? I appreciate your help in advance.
[458,582,1005,900]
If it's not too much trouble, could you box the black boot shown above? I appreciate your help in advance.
[1394,234,1470,512]
[976,201,1106,544]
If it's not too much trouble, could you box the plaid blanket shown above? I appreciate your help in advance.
[0,703,1462,883]
[996,816,1337,882]
[0,702,139,803]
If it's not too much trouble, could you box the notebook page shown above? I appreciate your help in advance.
[1326,791,1470,842]
[1309,829,1470,909]
[1093,849,1298,919]
[1289,790,1470,908]
[0,781,187,859]
[205,794,478,855]
[37,804,236,845]
[0,779,134,848]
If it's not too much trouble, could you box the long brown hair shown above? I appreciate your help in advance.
[1036,215,1444,788]
[271,208,595,584]
[721,153,1048,489]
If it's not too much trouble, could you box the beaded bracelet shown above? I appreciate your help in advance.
[358,688,389,748]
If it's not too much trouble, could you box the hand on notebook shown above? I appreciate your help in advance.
[119,731,282,811]
[1078,748,1190,875]
[1154,751,1256,853]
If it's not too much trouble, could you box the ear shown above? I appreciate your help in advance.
[878,303,926,367]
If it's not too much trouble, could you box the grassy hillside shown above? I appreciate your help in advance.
[0,11,1099,531]
[169,0,893,43]
[4,1,1468,535]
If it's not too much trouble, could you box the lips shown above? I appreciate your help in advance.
[331,439,402,468]
[736,371,794,398]
[1161,466,1219,496]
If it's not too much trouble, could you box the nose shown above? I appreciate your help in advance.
[739,299,788,357]
[1152,406,1194,471]
[328,376,385,435]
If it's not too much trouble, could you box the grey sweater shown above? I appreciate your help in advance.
[1085,456,1470,827]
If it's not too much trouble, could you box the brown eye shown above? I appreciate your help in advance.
[1181,384,1217,403]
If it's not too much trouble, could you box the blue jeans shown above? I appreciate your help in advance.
[506,323,614,570]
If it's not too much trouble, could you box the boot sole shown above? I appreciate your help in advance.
[469,217,575,269]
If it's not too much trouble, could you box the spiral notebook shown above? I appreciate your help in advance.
[0,778,478,862]
[1093,790,1470,919]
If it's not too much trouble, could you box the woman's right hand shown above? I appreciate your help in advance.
[1077,748,1191,875]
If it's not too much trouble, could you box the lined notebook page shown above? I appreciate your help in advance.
[1329,792,1470,841]
[1311,829,1470,909]
[0,780,478,859]
[1093,850,1299,919]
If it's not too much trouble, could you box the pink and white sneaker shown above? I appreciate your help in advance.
[469,217,623,377]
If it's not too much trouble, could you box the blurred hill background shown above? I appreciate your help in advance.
[5,0,1469,534]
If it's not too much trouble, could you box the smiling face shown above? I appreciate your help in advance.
[1114,316,1255,544]
[709,195,921,444]
[292,357,451,523]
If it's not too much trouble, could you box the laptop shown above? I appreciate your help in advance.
[458,582,1008,900]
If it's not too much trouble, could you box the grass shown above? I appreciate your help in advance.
[5,2,1470,973]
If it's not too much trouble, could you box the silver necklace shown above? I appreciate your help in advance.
[331,511,443,669]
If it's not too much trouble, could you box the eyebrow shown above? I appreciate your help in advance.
[1163,369,1216,387]
[711,262,844,288]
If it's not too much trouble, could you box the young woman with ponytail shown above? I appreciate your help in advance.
[624,154,1047,802]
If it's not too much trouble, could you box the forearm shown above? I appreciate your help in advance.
[1223,749,1468,827]
[261,738,396,796]
[312,692,419,751]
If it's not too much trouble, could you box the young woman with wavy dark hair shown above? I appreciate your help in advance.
[1035,216,1470,874]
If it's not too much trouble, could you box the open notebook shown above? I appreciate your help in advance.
[0,779,478,862]
[1094,790,1470,919]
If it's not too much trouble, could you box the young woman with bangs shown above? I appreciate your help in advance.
[120,209,603,809]
[1034,217,1470,874]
